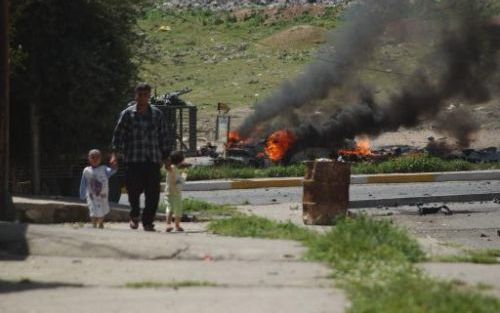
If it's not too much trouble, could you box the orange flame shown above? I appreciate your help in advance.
[265,130,296,162]
[228,131,242,145]
[339,137,372,157]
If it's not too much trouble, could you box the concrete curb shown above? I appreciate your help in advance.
[13,196,166,223]
[349,192,500,209]
[162,170,500,191]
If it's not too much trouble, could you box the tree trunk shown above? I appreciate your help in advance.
[31,102,41,194]
[0,0,15,220]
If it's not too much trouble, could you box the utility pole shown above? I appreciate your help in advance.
[0,0,14,221]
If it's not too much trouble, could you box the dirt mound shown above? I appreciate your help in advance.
[266,4,329,22]
[259,25,327,50]
[232,5,330,22]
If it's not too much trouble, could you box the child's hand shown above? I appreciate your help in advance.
[110,152,119,168]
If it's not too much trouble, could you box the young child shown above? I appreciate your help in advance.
[79,149,117,228]
[165,151,187,232]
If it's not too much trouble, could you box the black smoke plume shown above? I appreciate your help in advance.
[238,0,412,136]
[238,0,500,152]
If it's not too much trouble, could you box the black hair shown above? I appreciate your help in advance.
[169,151,185,165]
[135,82,152,94]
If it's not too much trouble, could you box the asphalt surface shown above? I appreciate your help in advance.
[120,180,500,206]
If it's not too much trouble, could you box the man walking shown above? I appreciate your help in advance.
[110,83,170,231]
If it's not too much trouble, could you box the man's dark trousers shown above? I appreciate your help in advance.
[125,162,161,226]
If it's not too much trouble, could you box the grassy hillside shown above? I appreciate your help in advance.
[137,5,500,141]
[137,6,342,110]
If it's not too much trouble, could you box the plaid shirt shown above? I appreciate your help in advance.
[111,103,171,164]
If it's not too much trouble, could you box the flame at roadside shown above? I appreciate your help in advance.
[227,131,242,146]
[339,137,372,157]
[265,130,296,162]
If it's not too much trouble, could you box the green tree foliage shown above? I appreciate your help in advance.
[10,0,146,162]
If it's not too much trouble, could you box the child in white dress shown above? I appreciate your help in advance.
[79,149,117,228]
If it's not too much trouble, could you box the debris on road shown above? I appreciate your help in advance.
[417,204,453,216]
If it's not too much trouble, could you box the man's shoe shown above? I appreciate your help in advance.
[143,224,155,232]
[129,219,139,230]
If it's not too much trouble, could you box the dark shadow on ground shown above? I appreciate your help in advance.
[0,279,83,294]
[0,222,29,260]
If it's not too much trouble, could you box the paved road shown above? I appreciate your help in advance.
[120,180,500,206]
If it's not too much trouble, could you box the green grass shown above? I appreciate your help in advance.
[305,216,425,277]
[185,164,305,181]
[437,249,500,264]
[124,280,218,289]
[138,8,341,109]
[351,155,475,174]
[208,215,316,242]
[350,273,500,313]
[158,198,240,220]
[175,154,500,181]
[208,214,500,312]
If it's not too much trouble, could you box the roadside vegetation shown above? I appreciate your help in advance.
[209,215,500,312]
[178,154,500,181]
[158,198,240,220]
[436,249,500,264]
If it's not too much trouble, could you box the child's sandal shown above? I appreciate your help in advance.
[166,226,174,232]
[176,227,184,232]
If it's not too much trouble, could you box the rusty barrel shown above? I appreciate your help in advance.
[302,160,351,225]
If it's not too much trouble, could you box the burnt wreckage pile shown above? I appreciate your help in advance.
[219,133,500,166]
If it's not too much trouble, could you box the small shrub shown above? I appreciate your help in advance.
[306,216,425,273]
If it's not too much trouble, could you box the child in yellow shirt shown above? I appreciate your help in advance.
[164,151,187,232]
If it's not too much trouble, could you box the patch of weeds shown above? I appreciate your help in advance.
[185,164,305,181]
[208,215,316,242]
[352,154,474,174]
[477,282,494,291]
[124,280,218,289]
[183,198,240,219]
[306,216,425,269]
[159,198,240,220]
[437,249,500,264]
[350,272,500,313]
